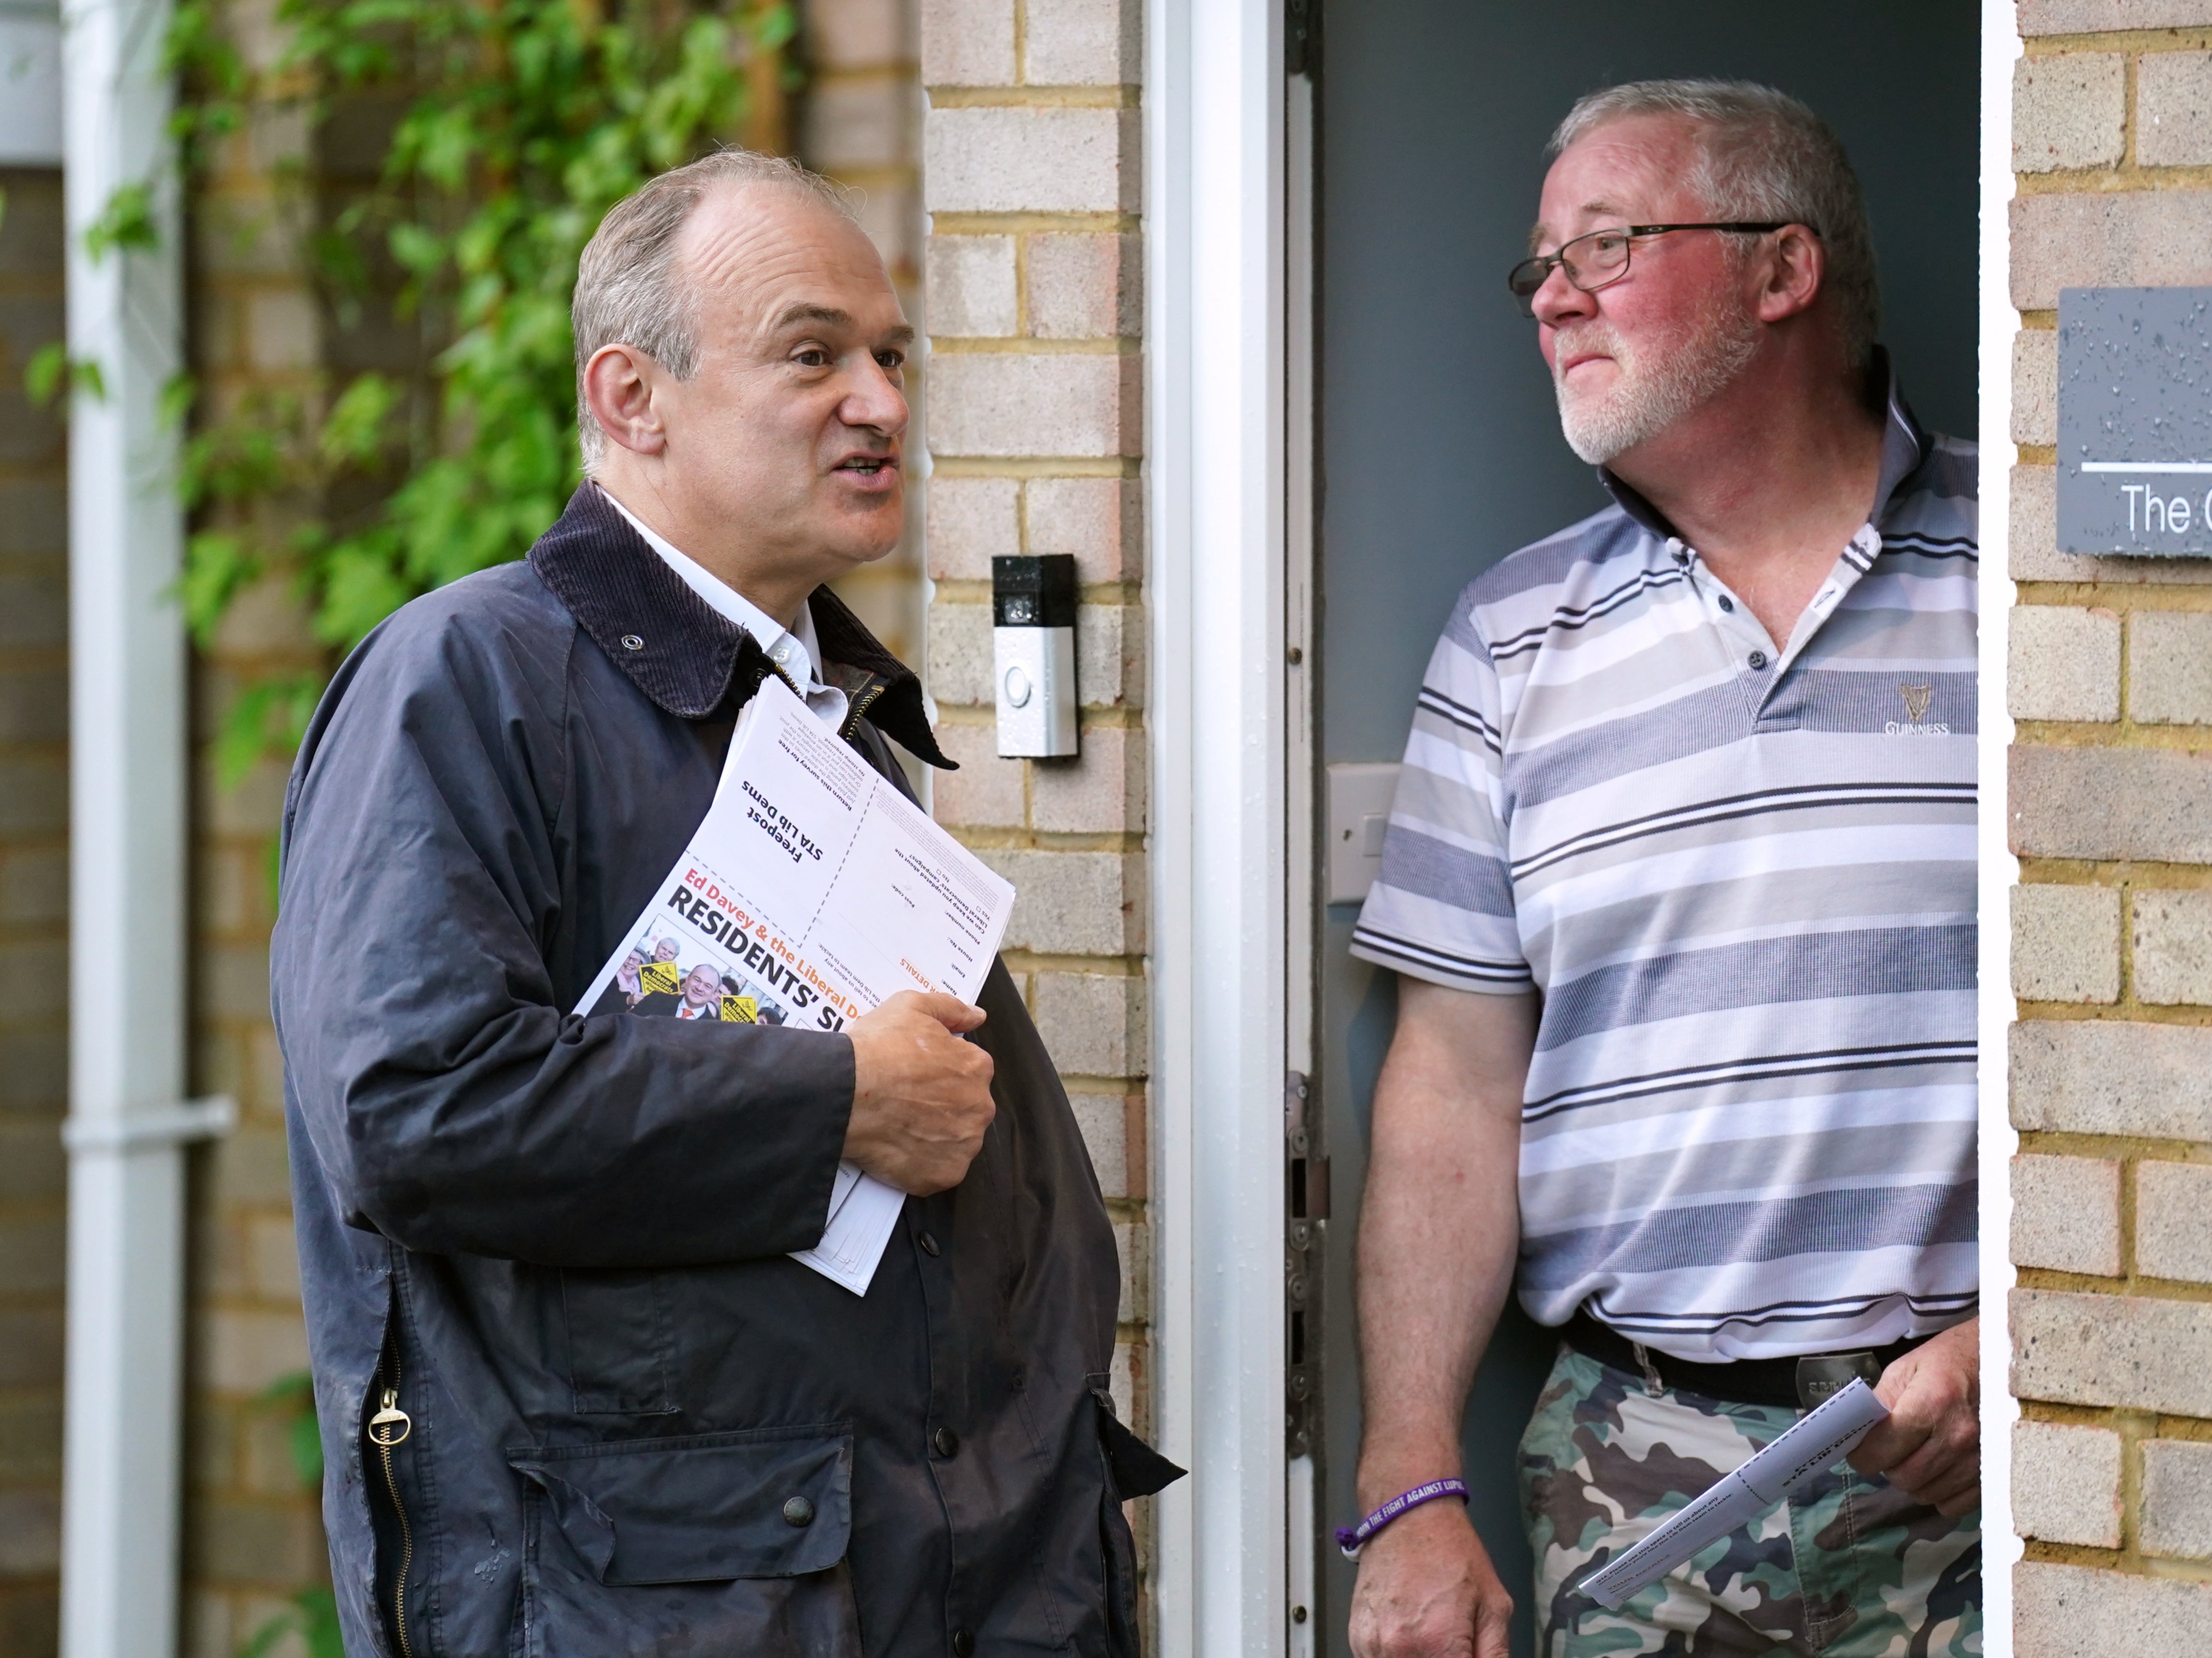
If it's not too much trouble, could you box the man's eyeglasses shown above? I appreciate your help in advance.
[1507,223,1795,317]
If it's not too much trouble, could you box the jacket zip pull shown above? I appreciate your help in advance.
[371,1365,416,1658]
[369,1386,412,1447]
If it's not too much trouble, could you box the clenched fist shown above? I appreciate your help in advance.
[1349,1499,1514,1658]
[843,991,996,1194]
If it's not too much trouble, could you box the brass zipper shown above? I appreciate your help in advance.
[839,680,886,743]
[368,1364,416,1658]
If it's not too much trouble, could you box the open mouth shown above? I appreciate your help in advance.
[836,455,898,478]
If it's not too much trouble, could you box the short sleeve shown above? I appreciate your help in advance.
[1349,593,1531,994]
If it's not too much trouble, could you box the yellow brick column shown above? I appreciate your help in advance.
[2006,2,2212,1644]
[918,0,1153,1460]
[804,0,930,664]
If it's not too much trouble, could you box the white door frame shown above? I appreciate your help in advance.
[1976,2,2021,1651]
[1147,0,1290,1651]
[1149,10,2020,1654]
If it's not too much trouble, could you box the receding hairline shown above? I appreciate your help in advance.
[662,180,907,337]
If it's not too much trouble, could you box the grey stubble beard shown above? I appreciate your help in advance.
[1551,295,1762,467]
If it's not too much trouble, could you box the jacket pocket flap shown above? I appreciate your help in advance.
[509,1425,852,1586]
[1090,1388,1185,1499]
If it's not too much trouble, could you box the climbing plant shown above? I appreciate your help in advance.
[154,0,798,780]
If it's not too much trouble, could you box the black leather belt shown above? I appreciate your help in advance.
[1563,1311,1927,1411]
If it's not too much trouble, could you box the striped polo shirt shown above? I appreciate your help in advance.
[1352,380,1977,1363]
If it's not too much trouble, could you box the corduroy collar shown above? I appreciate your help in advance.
[527,484,952,768]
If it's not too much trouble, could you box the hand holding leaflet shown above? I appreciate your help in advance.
[1580,1378,1891,1611]
[571,675,1016,1294]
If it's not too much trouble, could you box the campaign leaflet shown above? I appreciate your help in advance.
[1581,1378,1890,1610]
[571,674,1016,1294]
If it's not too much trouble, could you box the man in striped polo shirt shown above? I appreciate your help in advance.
[1346,83,1979,1658]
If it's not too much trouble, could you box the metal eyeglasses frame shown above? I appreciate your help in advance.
[1507,222,1796,317]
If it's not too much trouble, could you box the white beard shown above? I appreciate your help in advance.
[1552,296,1761,466]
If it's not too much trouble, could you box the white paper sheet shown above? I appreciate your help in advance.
[572,676,1016,1294]
[1581,1378,1892,1611]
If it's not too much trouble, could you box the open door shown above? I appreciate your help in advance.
[1297,6,1980,1653]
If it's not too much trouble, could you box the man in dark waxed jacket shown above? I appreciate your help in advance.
[272,149,1178,1658]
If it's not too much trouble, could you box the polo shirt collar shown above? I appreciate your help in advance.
[526,482,952,768]
[1596,347,1931,544]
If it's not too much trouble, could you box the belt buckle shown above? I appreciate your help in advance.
[1795,1351,1883,1411]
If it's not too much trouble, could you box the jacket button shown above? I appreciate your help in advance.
[952,1632,975,1657]
[919,1231,941,1256]
[782,1495,815,1528]
[620,634,645,651]
[932,1426,960,1458]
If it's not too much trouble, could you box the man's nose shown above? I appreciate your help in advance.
[1529,261,1591,330]
[843,355,909,436]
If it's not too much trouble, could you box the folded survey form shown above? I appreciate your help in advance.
[574,673,1016,1294]
[1581,1378,1891,1610]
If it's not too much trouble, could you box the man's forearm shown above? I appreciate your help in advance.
[1355,984,1536,1506]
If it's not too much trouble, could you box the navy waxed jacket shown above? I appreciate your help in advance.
[272,485,1177,1658]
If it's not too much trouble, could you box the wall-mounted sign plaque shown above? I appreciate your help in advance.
[2058,286,2212,557]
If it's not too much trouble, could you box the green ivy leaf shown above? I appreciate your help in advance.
[84,181,162,261]
[181,530,262,645]
[24,343,106,408]
[159,371,198,430]
[320,373,400,465]
[24,341,68,406]
[175,0,802,789]
[296,1589,346,1658]
[214,676,322,788]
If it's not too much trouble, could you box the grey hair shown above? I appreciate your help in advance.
[1550,79,1880,367]
[572,148,859,471]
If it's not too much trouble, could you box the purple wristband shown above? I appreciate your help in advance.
[1335,1477,1470,1558]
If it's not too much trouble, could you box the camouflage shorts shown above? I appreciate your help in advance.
[1519,1347,1980,1657]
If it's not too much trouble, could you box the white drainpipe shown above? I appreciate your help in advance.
[58,0,234,1653]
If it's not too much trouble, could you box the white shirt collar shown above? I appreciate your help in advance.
[593,483,847,728]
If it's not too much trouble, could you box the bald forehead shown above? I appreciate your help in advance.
[674,182,886,306]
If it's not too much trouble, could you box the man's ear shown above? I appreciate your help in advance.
[582,342,669,457]
[1755,224,1825,326]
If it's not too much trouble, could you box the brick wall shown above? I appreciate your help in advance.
[0,166,68,1658]
[2007,3,2212,1646]
[183,39,331,1648]
[916,0,1150,1443]
[806,0,929,662]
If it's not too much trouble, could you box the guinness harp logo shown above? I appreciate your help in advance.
[1900,684,1933,723]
